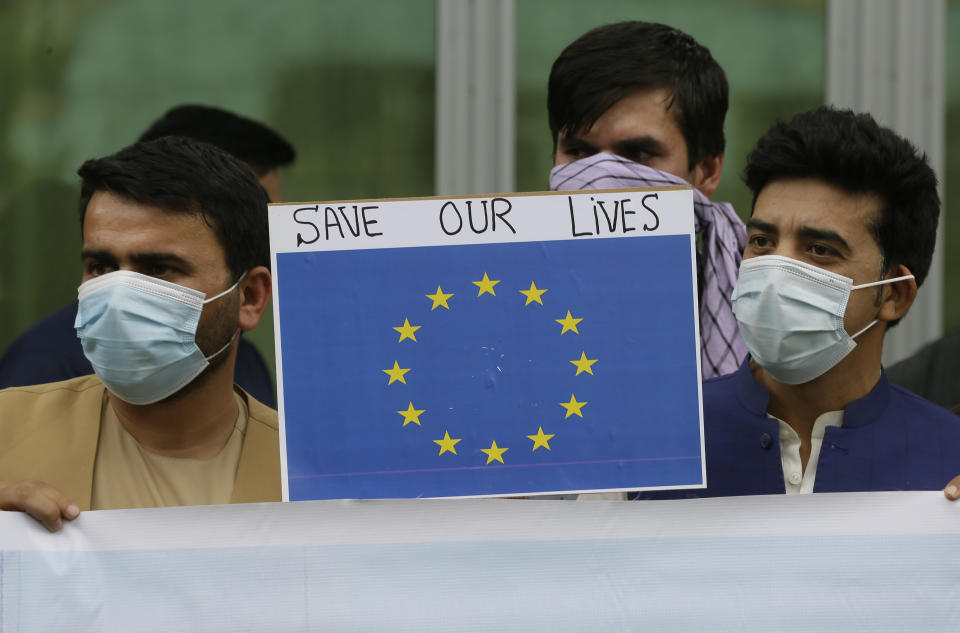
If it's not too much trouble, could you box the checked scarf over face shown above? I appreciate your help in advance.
[550,152,748,379]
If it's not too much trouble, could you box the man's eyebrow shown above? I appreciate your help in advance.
[80,250,194,269]
[611,136,667,157]
[128,253,194,269]
[558,134,596,151]
[80,249,116,262]
[746,218,778,234]
[796,226,852,253]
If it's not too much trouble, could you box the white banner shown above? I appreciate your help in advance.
[1,492,958,632]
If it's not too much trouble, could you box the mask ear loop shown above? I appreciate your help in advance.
[204,329,240,361]
[203,271,248,305]
[201,271,247,360]
[847,273,915,339]
[850,273,914,290]
[850,319,878,339]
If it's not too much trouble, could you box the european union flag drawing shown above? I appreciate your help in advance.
[276,227,704,499]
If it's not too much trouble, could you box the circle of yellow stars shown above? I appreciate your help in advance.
[382,272,596,465]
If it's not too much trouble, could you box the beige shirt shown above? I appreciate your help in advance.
[91,392,249,510]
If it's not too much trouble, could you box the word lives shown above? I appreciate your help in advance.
[567,194,661,237]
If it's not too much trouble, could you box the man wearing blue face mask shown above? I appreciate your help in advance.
[0,136,280,531]
[0,104,293,407]
[636,106,960,499]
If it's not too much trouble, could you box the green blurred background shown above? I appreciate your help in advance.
[1,0,958,386]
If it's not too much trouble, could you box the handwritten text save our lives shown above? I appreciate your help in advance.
[292,194,663,247]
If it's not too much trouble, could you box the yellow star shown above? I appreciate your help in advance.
[519,281,548,306]
[426,285,454,310]
[481,440,509,464]
[392,318,421,343]
[526,426,555,451]
[382,361,411,385]
[472,272,501,297]
[433,430,461,455]
[397,402,425,427]
[559,394,587,419]
[555,310,583,335]
[570,351,598,376]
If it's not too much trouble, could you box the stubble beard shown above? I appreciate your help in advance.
[158,289,241,404]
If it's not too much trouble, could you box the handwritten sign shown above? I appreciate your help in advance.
[269,187,704,500]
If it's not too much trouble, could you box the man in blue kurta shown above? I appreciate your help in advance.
[640,106,960,499]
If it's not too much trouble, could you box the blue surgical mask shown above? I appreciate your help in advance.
[75,270,243,405]
[731,255,913,384]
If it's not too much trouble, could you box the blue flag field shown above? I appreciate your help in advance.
[269,188,704,499]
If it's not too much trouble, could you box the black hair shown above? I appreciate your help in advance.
[743,106,940,294]
[139,104,295,176]
[78,136,270,278]
[547,21,728,170]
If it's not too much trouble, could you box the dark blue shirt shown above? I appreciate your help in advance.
[636,359,960,498]
[0,302,276,407]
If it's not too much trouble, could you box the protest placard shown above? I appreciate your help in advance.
[269,187,704,500]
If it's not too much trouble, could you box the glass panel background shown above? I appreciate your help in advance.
[943,0,960,333]
[0,0,436,378]
[10,1,960,384]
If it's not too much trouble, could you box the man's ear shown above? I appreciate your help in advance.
[691,152,724,198]
[237,266,272,332]
[878,264,917,324]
